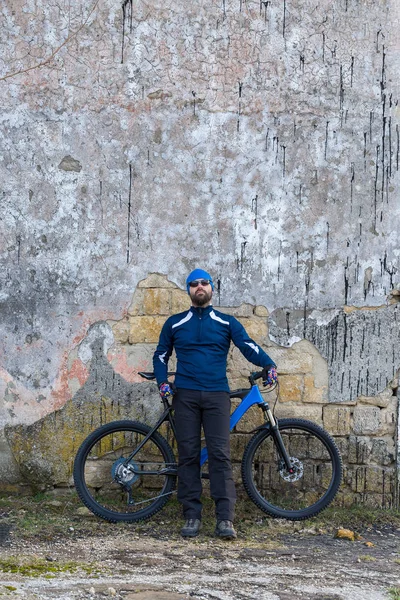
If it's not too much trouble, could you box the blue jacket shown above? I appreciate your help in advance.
[153,305,276,392]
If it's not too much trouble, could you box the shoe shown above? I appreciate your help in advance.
[181,518,201,538]
[215,520,237,540]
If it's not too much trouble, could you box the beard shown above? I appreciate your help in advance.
[190,289,212,307]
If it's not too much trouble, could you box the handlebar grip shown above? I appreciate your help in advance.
[251,371,264,381]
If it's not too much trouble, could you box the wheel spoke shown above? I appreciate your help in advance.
[242,419,342,520]
[74,421,177,522]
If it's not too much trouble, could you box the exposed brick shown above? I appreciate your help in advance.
[277,375,304,402]
[347,435,372,464]
[128,316,166,343]
[364,466,384,493]
[127,289,145,316]
[231,402,264,432]
[323,405,351,435]
[170,289,191,314]
[254,305,269,317]
[357,387,392,408]
[237,317,268,344]
[138,274,177,288]
[352,406,381,435]
[274,402,323,425]
[142,288,170,315]
[266,347,314,375]
[111,318,130,343]
[304,375,328,403]
[220,303,255,317]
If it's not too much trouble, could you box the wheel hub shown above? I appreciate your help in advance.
[112,457,138,486]
[279,457,303,482]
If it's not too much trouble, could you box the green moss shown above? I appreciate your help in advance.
[388,588,400,600]
[4,586,17,592]
[0,557,102,578]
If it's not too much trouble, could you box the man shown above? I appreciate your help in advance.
[153,268,277,539]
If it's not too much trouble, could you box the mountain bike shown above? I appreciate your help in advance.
[73,371,342,523]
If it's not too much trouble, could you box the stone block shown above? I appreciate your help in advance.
[371,438,395,466]
[111,318,130,343]
[277,375,304,402]
[128,316,166,343]
[274,402,323,425]
[364,466,384,493]
[228,374,252,390]
[171,289,191,314]
[237,317,268,344]
[219,303,255,317]
[230,432,252,461]
[254,305,269,317]
[228,347,260,374]
[337,490,359,508]
[323,405,351,435]
[381,398,397,434]
[265,347,314,375]
[231,463,242,485]
[334,436,349,461]
[357,387,392,408]
[127,289,145,316]
[232,404,264,433]
[138,273,178,288]
[352,406,381,435]
[350,466,366,492]
[347,435,372,464]
[142,288,170,315]
[361,493,383,509]
[304,375,328,403]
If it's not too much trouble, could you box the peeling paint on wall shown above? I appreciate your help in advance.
[0,1,399,490]
[2,274,398,508]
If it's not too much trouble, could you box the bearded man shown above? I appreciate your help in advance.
[153,268,277,539]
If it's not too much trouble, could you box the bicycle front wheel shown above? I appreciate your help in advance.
[242,418,342,520]
[73,420,177,523]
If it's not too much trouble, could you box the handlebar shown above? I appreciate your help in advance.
[249,371,263,385]
[139,370,274,391]
[138,371,176,380]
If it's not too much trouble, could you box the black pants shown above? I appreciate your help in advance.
[172,389,236,521]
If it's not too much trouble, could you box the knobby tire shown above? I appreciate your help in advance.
[241,418,342,520]
[73,420,176,523]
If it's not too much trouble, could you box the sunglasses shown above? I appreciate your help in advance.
[189,279,211,288]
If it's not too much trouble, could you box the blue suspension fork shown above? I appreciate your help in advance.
[199,384,294,473]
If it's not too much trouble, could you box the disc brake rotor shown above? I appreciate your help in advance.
[111,457,138,486]
[279,457,303,482]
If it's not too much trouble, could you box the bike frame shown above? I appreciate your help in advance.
[128,377,292,473]
[200,384,273,466]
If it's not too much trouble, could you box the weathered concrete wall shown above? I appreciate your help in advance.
[0,0,399,491]
[5,274,398,507]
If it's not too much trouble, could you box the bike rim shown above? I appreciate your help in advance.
[80,427,176,518]
[249,424,340,517]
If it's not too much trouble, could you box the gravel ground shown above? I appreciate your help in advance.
[0,496,399,600]
[0,510,400,600]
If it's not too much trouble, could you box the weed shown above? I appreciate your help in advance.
[388,587,400,600]
[0,490,399,545]
[358,555,376,562]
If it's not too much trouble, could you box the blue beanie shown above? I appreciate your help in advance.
[186,269,214,293]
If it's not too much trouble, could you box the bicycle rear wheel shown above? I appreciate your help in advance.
[73,420,177,523]
[241,418,342,520]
